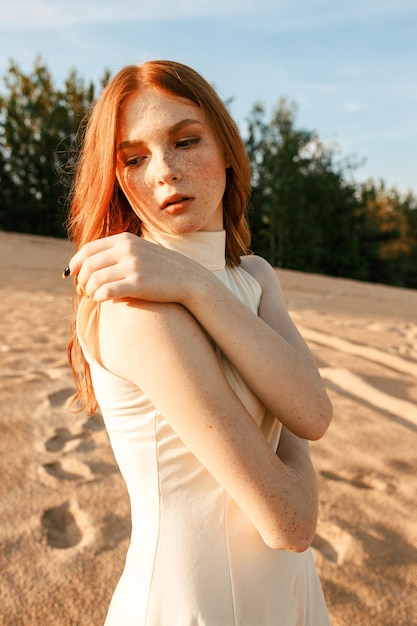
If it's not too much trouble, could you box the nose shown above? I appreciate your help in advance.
[152,149,182,185]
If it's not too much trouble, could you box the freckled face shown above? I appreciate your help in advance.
[116,88,227,235]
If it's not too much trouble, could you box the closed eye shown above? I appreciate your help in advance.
[125,155,146,168]
[176,137,200,149]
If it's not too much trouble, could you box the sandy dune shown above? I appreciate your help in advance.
[1,230,416,626]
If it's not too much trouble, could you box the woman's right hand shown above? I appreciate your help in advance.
[66,232,206,304]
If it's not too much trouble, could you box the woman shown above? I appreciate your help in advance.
[64,60,333,625]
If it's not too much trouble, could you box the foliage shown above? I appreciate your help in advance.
[355,181,417,287]
[0,58,416,287]
[0,57,100,236]
[244,100,417,287]
[245,100,365,277]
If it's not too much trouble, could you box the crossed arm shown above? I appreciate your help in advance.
[70,233,332,551]
[71,233,332,439]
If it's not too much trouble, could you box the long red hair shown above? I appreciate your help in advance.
[67,60,252,413]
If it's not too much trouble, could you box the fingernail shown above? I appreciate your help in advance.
[76,284,84,297]
[62,265,71,279]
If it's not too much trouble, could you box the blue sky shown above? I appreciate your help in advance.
[1,0,416,195]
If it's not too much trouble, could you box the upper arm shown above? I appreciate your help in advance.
[98,299,245,435]
[96,299,291,546]
[240,255,319,368]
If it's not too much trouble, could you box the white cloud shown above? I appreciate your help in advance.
[342,101,369,113]
[1,0,416,31]
[0,0,282,30]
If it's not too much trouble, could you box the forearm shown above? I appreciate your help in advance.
[183,271,331,440]
[272,428,318,551]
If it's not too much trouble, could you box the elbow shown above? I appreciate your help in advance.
[286,390,333,441]
[261,520,317,553]
[260,494,319,552]
[305,394,333,441]
[263,529,315,553]
[289,528,316,553]
[287,538,314,554]
[318,394,333,439]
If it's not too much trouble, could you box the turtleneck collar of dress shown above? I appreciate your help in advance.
[141,227,227,272]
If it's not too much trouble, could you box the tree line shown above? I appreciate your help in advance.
[1,57,416,288]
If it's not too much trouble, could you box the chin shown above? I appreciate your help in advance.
[166,219,217,235]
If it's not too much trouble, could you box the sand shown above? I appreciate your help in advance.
[0,230,416,626]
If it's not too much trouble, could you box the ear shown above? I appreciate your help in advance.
[224,153,232,170]
[115,168,130,202]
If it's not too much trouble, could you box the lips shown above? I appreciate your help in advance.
[161,194,192,209]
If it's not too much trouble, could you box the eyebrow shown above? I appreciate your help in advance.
[117,118,203,152]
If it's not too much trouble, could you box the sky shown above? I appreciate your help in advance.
[0,0,416,195]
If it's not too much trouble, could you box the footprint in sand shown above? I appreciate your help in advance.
[41,458,95,482]
[320,468,396,493]
[45,427,88,453]
[388,457,416,474]
[82,412,105,432]
[101,512,131,550]
[39,457,116,486]
[312,524,354,565]
[47,387,74,408]
[44,411,105,454]
[41,412,114,487]
[312,534,338,563]
[41,501,84,549]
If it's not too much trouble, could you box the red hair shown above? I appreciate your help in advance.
[67,60,252,413]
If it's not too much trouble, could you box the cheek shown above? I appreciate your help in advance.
[119,169,149,204]
[115,171,150,223]
[208,158,227,198]
[196,150,226,190]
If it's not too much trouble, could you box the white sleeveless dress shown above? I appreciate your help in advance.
[77,229,331,626]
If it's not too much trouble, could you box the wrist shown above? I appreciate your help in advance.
[181,264,220,312]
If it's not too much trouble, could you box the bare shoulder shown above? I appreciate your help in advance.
[240,254,284,296]
[240,255,297,342]
[240,257,319,367]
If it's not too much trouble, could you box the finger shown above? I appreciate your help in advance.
[69,240,107,275]
[78,254,122,292]
[82,259,134,299]
[89,279,137,302]
[65,235,122,277]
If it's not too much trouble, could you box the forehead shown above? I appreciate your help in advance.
[118,88,204,137]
